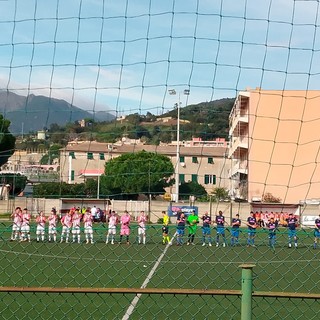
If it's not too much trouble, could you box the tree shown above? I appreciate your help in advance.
[0,115,16,167]
[179,182,208,200]
[0,173,27,196]
[33,180,104,198]
[100,150,174,199]
[40,144,62,165]
[125,113,142,124]
[211,187,230,202]
[133,125,151,139]
[262,192,281,203]
[49,123,61,132]
[145,112,156,122]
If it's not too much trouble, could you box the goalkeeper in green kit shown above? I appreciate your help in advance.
[187,210,199,245]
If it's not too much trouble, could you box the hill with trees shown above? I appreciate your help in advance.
[43,98,234,145]
[14,97,234,158]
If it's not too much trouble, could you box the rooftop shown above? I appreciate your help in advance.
[62,141,227,157]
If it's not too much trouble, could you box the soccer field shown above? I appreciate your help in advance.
[0,223,319,319]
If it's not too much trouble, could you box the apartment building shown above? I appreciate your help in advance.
[229,88,320,204]
[59,140,230,195]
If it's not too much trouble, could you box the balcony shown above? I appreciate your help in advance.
[229,112,249,135]
[229,159,248,177]
[229,136,249,157]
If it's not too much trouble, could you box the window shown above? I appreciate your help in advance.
[71,170,75,181]
[191,174,198,183]
[208,157,214,164]
[99,153,105,160]
[179,156,185,162]
[87,152,93,160]
[179,174,185,183]
[192,156,198,163]
[204,174,216,185]
[69,151,75,159]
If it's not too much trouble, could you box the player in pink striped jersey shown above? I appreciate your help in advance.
[10,206,22,241]
[60,211,72,243]
[83,209,94,244]
[48,208,58,242]
[71,208,81,243]
[119,210,131,244]
[106,211,118,244]
[36,211,46,242]
[137,211,147,245]
[20,208,31,242]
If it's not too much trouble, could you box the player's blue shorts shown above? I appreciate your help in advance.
[202,226,211,235]
[216,226,225,235]
[288,229,297,238]
[248,228,256,237]
[177,228,185,236]
[268,232,276,240]
[314,229,320,238]
[231,229,240,238]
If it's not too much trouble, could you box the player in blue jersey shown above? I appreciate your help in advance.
[201,211,212,247]
[230,214,241,246]
[176,212,186,246]
[215,211,227,247]
[246,211,257,247]
[314,215,320,249]
[285,213,298,248]
[266,217,278,248]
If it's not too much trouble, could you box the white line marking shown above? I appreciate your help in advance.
[121,232,176,320]
[0,247,318,266]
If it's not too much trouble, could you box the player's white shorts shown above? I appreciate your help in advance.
[36,225,45,235]
[21,225,30,233]
[84,226,93,235]
[62,226,70,234]
[138,227,146,235]
[48,226,57,234]
[72,226,80,234]
[12,224,21,232]
[108,226,116,235]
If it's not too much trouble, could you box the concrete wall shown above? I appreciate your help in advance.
[0,197,256,224]
[248,89,320,204]
[0,197,248,222]
[1,198,318,225]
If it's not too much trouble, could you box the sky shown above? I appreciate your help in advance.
[0,0,319,116]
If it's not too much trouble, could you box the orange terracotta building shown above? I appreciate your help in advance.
[229,88,320,204]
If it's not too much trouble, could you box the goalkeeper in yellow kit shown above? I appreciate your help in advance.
[187,210,199,245]
[162,211,170,245]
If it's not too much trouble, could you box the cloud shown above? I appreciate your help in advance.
[0,0,319,115]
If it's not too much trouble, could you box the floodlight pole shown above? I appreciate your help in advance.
[68,154,72,184]
[168,89,190,203]
[97,157,100,199]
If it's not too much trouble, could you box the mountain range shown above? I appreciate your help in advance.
[0,91,115,134]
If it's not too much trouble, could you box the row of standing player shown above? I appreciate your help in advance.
[174,210,304,248]
[10,207,320,248]
[11,206,94,243]
[10,206,149,244]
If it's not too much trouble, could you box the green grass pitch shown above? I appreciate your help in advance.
[0,222,319,319]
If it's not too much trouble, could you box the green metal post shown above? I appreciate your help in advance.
[239,264,255,320]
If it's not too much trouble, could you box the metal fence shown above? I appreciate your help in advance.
[0,210,320,319]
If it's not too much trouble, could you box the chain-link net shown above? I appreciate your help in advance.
[0,208,320,319]
[1,0,320,318]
